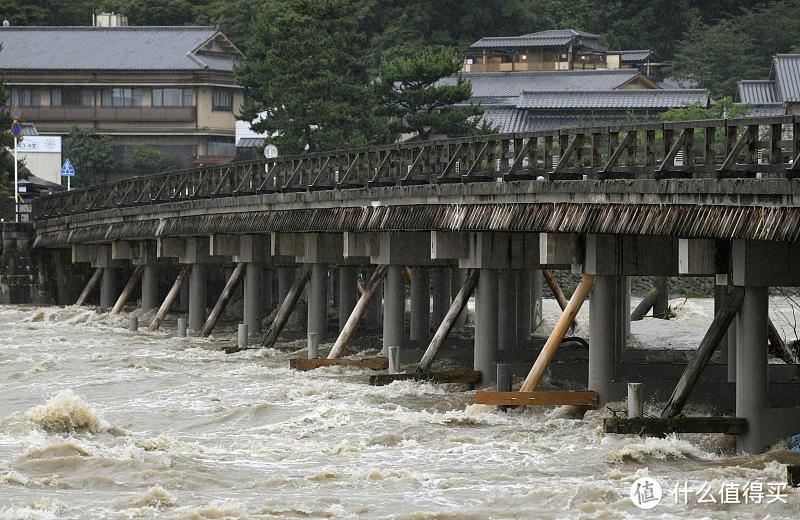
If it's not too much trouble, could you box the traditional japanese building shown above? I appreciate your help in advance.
[0,24,244,176]
[736,54,800,116]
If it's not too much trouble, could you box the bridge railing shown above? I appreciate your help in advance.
[33,115,800,219]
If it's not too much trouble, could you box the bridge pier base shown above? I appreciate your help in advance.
[383,265,405,355]
[100,267,115,309]
[589,274,627,405]
[736,285,769,453]
[188,264,207,333]
[141,265,158,312]
[432,266,451,330]
[338,265,358,331]
[498,269,516,349]
[244,262,263,337]
[308,264,328,341]
[410,267,430,342]
[475,268,498,383]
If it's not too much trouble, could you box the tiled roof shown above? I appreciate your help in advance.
[0,27,239,71]
[237,137,267,148]
[736,80,779,104]
[517,89,709,109]
[446,69,642,97]
[614,49,654,62]
[481,107,532,133]
[773,54,800,102]
[471,29,600,49]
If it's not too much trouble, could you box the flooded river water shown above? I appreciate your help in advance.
[0,302,798,519]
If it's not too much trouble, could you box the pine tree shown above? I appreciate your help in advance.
[375,47,491,141]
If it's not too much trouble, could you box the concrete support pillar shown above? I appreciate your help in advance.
[383,265,405,355]
[616,276,629,366]
[263,267,274,311]
[244,262,263,336]
[308,263,328,340]
[432,266,451,328]
[531,269,543,331]
[714,285,729,363]
[100,267,115,309]
[589,275,621,405]
[178,273,189,312]
[474,268,498,383]
[736,285,769,454]
[188,264,207,332]
[497,269,517,349]
[652,276,669,318]
[278,266,293,303]
[453,268,467,328]
[516,269,532,343]
[338,265,358,331]
[410,267,430,342]
[364,266,382,329]
[141,265,158,312]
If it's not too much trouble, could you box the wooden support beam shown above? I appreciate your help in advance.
[630,286,658,321]
[520,275,594,392]
[416,269,480,372]
[769,318,798,364]
[327,265,387,359]
[656,128,688,173]
[370,370,482,387]
[262,264,313,349]
[604,416,747,436]
[111,265,144,314]
[200,262,245,338]
[149,265,192,331]
[475,390,598,407]
[542,269,578,330]
[661,287,744,418]
[552,134,580,174]
[290,357,388,371]
[76,267,103,306]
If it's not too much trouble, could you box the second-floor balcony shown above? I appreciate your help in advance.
[18,106,197,124]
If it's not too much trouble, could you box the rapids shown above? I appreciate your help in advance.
[0,302,798,519]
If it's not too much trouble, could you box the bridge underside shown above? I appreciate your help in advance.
[33,179,800,247]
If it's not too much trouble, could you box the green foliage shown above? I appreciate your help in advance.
[375,47,491,140]
[236,0,388,154]
[63,127,117,188]
[660,97,750,121]
[96,0,198,26]
[672,0,800,97]
[127,147,174,176]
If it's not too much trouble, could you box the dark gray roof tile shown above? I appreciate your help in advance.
[517,89,709,109]
[736,80,779,104]
[442,69,642,97]
[773,54,800,102]
[0,27,238,72]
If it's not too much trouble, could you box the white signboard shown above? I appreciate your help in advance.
[16,136,61,154]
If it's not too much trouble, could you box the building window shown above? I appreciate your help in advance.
[212,88,233,111]
[207,136,235,156]
[100,88,143,107]
[9,88,41,107]
[152,88,193,107]
[51,88,93,106]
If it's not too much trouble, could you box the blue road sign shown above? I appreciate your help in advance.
[11,120,22,138]
[60,159,76,177]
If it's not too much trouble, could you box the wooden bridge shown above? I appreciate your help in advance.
[29,115,800,455]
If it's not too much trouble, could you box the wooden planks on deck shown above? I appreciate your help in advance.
[475,390,598,407]
[289,357,388,371]
[604,416,748,436]
[370,370,482,387]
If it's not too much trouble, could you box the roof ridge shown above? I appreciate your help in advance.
[0,26,218,30]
